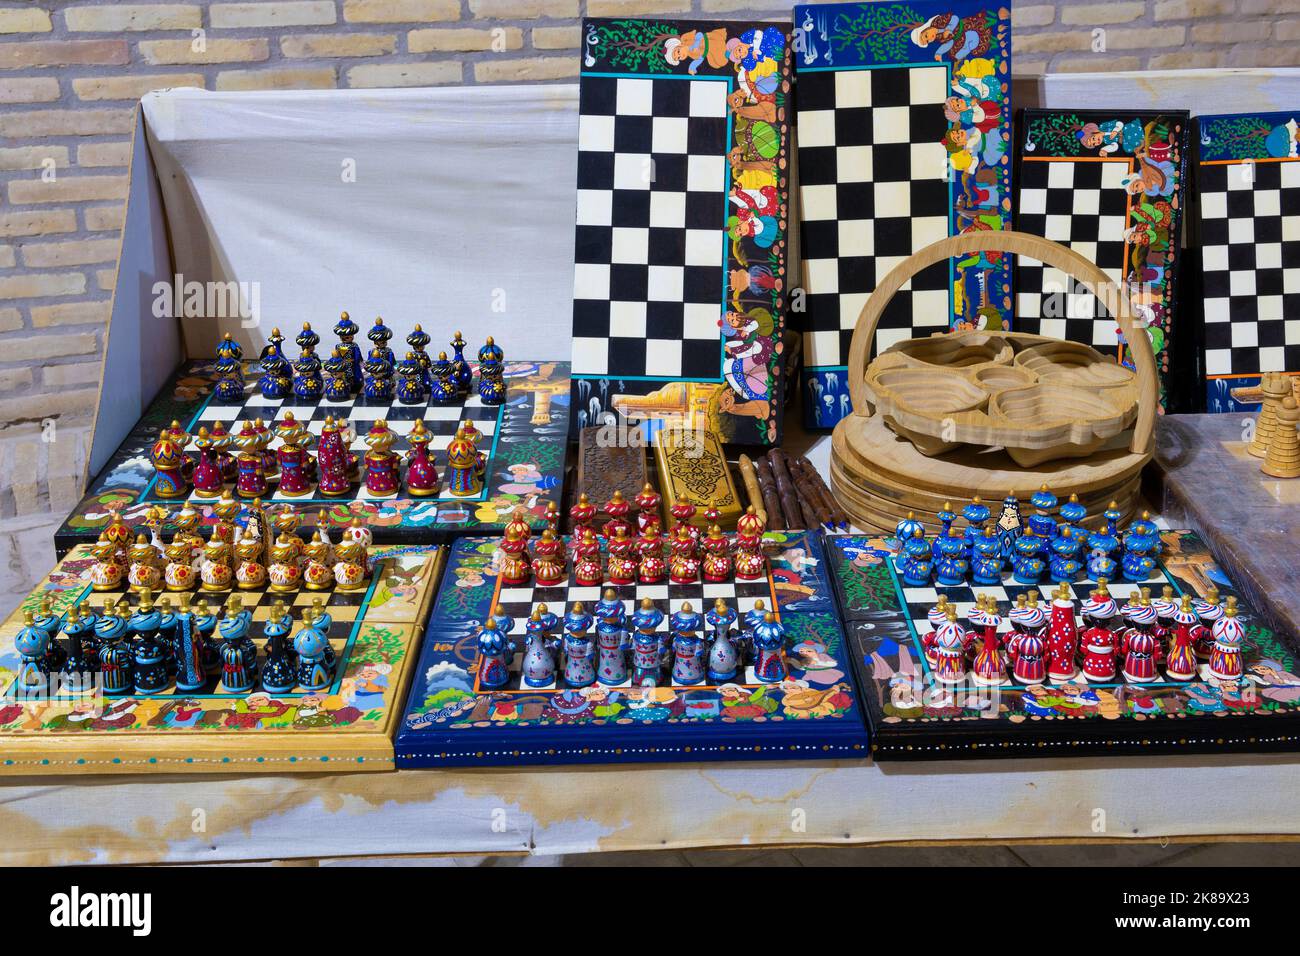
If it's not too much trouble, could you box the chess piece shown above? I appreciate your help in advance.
[333,312,363,391]
[900,527,933,587]
[363,420,400,497]
[670,602,705,685]
[1046,583,1079,681]
[326,537,363,591]
[1085,521,1120,581]
[669,495,700,542]
[234,527,268,590]
[323,347,351,402]
[95,605,133,697]
[1011,529,1047,586]
[1079,583,1119,682]
[1048,526,1084,583]
[700,525,733,583]
[315,416,353,497]
[259,328,291,399]
[503,505,532,543]
[1121,524,1159,582]
[396,351,426,405]
[151,423,189,499]
[960,497,991,560]
[130,594,169,694]
[1191,588,1223,660]
[532,528,566,587]
[1164,595,1200,682]
[128,533,162,592]
[292,339,323,404]
[302,531,334,590]
[634,483,662,535]
[594,590,628,686]
[475,617,513,690]
[933,530,968,587]
[920,596,952,666]
[995,492,1024,563]
[561,604,596,689]
[367,316,394,366]
[265,533,301,592]
[970,600,1006,686]
[190,426,225,498]
[259,603,297,695]
[569,493,597,539]
[522,610,557,688]
[274,413,314,497]
[477,336,506,406]
[90,536,125,591]
[1059,493,1087,534]
[207,420,237,483]
[1028,484,1058,538]
[734,506,766,581]
[931,608,967,685]
[449,330,472,396]
[572,527,603,587]
[970,526,1002,586]
[1262,396,1300,478]
[1007,622,1047,684]
[541,501,561,537]
[444,425,482,497]
[1120,600,1161,683]
[14,611,51,694]
[603,489,632,539]
[199,535,233,590]
[232,421,268,499]
[705,599,740,683]
[167,595,204,693]
[752,612,788,684]
[362,346,394,403]
[405,419,439,497]
[1208,596,1245,682]
[427,351,456,404]
[668,524,700,584]
[294,615,334,692]
[636,526,666,584]
[606,526,637,585]
[1249,372,1290,457]
[58,605,98,693]
[631,598,665,685]
[406,324,434,389]
[498,526,532,586]
[214,334,245,403]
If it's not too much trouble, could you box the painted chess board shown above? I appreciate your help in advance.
[1015,110,1191,411]
[0,544,445,774]
[570,18,793,447]
[826,530,1300,759]
[792,1,1014,430]
[396,530,868,767]
[55,359,570,555]
[1197,111,1300,412]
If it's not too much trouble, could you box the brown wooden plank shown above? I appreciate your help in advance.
[577,425,648,519]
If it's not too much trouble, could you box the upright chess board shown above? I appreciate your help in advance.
[55,359,570,554]
[396,530,868,767]
[0,544,445,774]
[826,530,1300,760]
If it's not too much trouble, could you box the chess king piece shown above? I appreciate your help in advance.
[931,609,967,685]
[1208,597,1245,682]
[275,413,314,497]
[315,416,353,498]
[476,618,513,690]
[363,420,400,497]
[294,614,334,692]
[334,311,363,391]
[670,602,706,685]
[362,348,395,403]
[733,506,766,580]
[1249,372,1291,458]
[631,598,665,685]
[1046,584,1079,681]
[970,599,1006,686]
[214,333,245,403]
[562,604,596,689]
[752,612,788,684]
[404,419,439,497]
[477,336,506,406]
[449,330,472,396]
[1079,584,1119,682]
[444,425,483,497]
[900,527,933,588]
[151,423,190,499]
[705,599,740,683]
[522,610,557,688]
[1120,600,1162,683]
[260,602,297,695]
[532,529,566,587]
[190,426,225,498]
[396,352,426,405]
[14,611,51,694]
[1165,595,1200,682]
[323,347,351,402]
[995,492,1024,563]
[595,590,628,686]
[1262,396,1300,479]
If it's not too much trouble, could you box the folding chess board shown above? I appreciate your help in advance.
[395,530,869,767]
[569,18,793,446]
[826,531,1300,759]
[791,0,1013,429]
[1196,111,1300,413]
[55,359,570,554]
[0,544,444,774]
[1014,110,1190,410]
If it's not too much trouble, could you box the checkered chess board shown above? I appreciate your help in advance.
[1199,158,1300,379]
[795,65,952,368]
[1015,158,1132,354]
[146,372,501,504]
[571,74,730,381]
[486,565,778,691]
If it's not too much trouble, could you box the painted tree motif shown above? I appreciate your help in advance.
[592,19,677,73]
[830,3,922,62]
[1025,112,1087,156]
[1204,116,1281,159]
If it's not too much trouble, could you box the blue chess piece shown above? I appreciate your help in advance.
[899,528,933,587]
[14,611,51,694]
[407,325,434,391]
[293,352,323,403]
[293,623,333,692]
[334,312,363,392]
[970,527,1003,585]
[323,348,351,402]
[367,317,395,368]
[395,353,426,405]
[363,350,394,403]
[427,351,457,404]
[449,331,472,396]
[259,353,291,400]
[260,606,297,695]
[933,532,969,587]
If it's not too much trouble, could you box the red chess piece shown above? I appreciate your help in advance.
[604,489,632,539]
[669,495,698,543]
[636,527,666,584]
[700,525,733,583]
[1046,584,1079,681]
[634,483,662,535]
[572,527,603,587]
[544,500,561,535]
[1078,585,1120,682]
[668,525,700,584]
[498,527,531,586]
[569,493,597,540]
[504,505,532,543]
[532,529,566,587]
[606,526,637,586]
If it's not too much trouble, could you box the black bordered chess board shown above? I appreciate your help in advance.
[795,65,952,366]
[1014,157,1131,353]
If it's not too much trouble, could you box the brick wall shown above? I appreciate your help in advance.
[0,0,1290,608]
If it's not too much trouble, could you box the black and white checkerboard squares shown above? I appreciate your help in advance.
[1200,159,1300,377]
[796,66,951,366]
[1015,159,1131,352]
[573,75,730,380]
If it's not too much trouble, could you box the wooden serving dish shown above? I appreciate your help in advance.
[831,231,1158,534]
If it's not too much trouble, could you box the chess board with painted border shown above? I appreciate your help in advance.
[55,359,570,555]
[395,529,869,767]
[825,530,1300,759]
[0,543,445,774]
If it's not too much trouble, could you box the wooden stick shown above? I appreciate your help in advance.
[768,449,814,530]
[791,457,836,529]
[736,454,767,527]
[795,455,847,529]
[752,456,786,531]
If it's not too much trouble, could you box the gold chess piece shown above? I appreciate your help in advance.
[1249,372,1291,458]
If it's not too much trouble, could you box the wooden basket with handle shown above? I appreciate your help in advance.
[831,231,1158,534]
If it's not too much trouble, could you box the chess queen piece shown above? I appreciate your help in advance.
[636,526,666,584]
[670,603,706,685]
[931,609,967,685]
[323,347,351,402]
[150,424,189,499]
[128,533,163,592]
[404,419,439,497]
[294,618,334,692]
[449,330,472,396]
[1046,583,1079,681]
[14,612,51,695]
[315,416,353,498]
[444,425,483,497]
[970,600,1006,686]
[1120,600,1162,683]
[752,612,788,684]
[700,525,733,583]
[569,492,598,539]
[572,527,603,587]
[214,333,245,403]
[734,506,766,581]
[532,529,567,587]
[631,598,665,685]
[1079,584,1119,682]
[1262,396,1300,479]
[595,591,629,686]
[522,610,557,688]
[475,618,512,690]
[232,421,268,499]
[1165,595,1200,682]
[1208,597,1246,682]
[605,526,637,585]
[603,489,632,538]
[668,524,700,584]
[363,420,400,498]
[562,604,596,689]
[396,352,426,405]
[275,412,315,497]
[705,599,740,683]
[900,528,933,587]
[190,426,225,498]
[334,311,363,391]
[260,603,297,695]
[498,526,532,586]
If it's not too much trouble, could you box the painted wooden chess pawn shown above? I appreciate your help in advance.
[426,351,456,405]
[532,529,567,587]
[128,533,163,593]
[258,330,291,399]
[670,602,705,685]
[1079,584,1119,682]
[214,333,245,403]
[323,347,351,402]
[668,524,700,584]
[961,497,991,561]
[602,490,633,539]
[151,423,190,499]
[572,527,603,587]
[232,420,267,499]
[522,609,557,688]
[700,525,733,583]
[569,493,597,540]
[1262,396,1300,479]
[631,598,665,685]
[498,526,532,586]
[444,425,482,497]
[605,526,637,585]
[363,420,400,498]
[931,608,967,685]
[636,526,666,584]
[449,330,472,396]
[900,527,933,587]
[234,524,268,590]
[634,484,662,535]
[669,496,700,545]
[366,316,394,367]
[1208,596,1245,682]
[970,599,1006,686]
[362,348,395,403]
[1120,600,1162,683]
[14,611,51,695]
[595,590,628,686]
[396,352,426,405]
[334,312,363,392]
[561,604,596,689]
[292,326,324,403]
[301,531,334,590]
[733,506,766,580]
[330,537,366,591]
